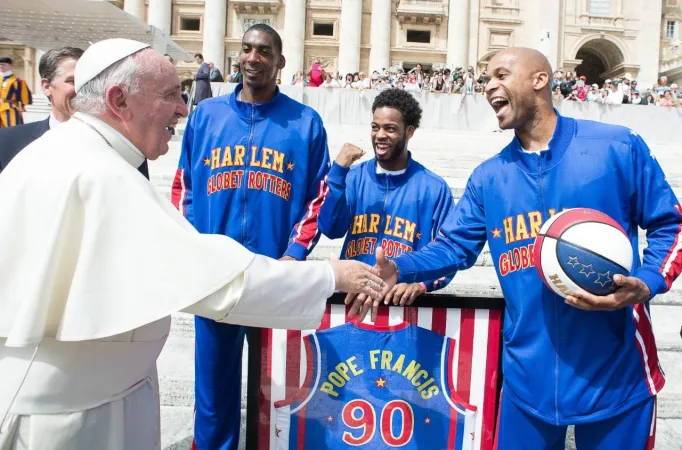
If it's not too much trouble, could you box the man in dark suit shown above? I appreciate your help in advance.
[193,53,212,105]
[0,46,149,178]
[229,63,242,83]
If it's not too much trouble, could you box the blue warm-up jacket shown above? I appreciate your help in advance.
[318,154,455,291]
[393,112,682,424]
[172,84,331,259]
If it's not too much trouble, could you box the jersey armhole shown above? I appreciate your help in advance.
[274,333,319,409]
[441,337,478,413]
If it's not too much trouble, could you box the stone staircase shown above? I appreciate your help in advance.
[152,121,682,449]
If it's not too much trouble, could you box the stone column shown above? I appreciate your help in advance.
[337,0,362,74]
[446,0,469,70]
[148,0,172,35]
[202,0,227,75]
[542,0,561,71]
[123,0,145,21]
[369,0,391,72]
[33,49,44,92]
[281,0,307,84]
[636,0,663,86]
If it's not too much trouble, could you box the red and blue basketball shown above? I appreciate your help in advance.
[533,208,633,298]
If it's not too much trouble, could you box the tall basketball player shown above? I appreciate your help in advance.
[172,24,331,449]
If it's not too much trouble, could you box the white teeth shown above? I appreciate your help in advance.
[490,97,507,105]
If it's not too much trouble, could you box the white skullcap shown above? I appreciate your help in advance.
[75,38,150,92]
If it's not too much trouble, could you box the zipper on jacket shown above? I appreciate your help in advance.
[242,105,256,244]
[379,174,390,250]
[537,156,559,425]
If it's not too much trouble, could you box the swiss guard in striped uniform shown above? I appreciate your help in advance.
[0,57,33,128]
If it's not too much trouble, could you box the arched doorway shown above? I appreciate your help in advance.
[574,38,624,86]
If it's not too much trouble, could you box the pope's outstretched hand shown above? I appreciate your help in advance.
[330,255,387,300]
[345,247,398,321]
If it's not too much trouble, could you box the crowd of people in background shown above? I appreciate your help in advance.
[551,71,679,107]
[288,59,681,108]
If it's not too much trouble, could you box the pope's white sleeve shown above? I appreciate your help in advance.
[181,256,334,330]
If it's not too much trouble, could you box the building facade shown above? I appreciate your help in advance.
[2,0,681,89]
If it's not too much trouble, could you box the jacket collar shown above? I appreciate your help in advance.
[508,109,576,173]
[366,152,419,188]
[71,112,145,170]
[32,118,50,139]
[229,83,285,121]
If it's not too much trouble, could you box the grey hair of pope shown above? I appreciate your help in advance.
[71,48,152,116]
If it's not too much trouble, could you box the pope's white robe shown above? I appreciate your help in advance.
[0,113,334,449]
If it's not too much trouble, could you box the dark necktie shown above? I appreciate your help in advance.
[138,159,149,180]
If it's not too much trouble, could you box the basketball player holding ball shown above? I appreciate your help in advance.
[350,48,682,448]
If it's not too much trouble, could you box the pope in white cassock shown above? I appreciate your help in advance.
[0,39,385,449]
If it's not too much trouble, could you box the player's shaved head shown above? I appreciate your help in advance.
[485,47,554,132]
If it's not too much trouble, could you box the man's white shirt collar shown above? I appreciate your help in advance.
[48,113,61,131]
[71,112,145,169]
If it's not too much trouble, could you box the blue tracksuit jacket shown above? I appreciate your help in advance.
[172,83,331,259]
[318,154,455,291]
[393,112,682,425]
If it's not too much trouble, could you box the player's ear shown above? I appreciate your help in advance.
[277,54,286,71]
[405,125,415,140]
[534,71,549,92]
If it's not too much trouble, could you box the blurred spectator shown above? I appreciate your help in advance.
[229,64,242,83]
[353,72,371,89]
[552,86,564,104]
[309,60,324,87]
[343,73,354,89]
[292,70,305,86]
[209,62,224,82]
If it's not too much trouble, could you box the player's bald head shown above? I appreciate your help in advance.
[485,47,554,130]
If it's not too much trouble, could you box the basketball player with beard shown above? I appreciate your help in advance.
[318,88,456,305]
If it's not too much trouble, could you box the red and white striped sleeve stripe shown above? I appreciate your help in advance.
[171,168,187,216]
[291,177,330,250]
[632,303,666,396]
[659,203,682,290]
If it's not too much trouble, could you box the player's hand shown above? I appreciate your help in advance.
[385,283,426,306]
[330,257,385,301]
[335,143,365,168]
[279,256,297,261]
[565,275,651,311]
[345,247,398,321]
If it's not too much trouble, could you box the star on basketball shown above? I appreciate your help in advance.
[275,428,282,437]
[579,264,595,278]
[424,417,431,424]
[326,415,334,423]
[492,227,502,238]
[594,271,613,288]
[203,157,210,166]
[374,376,387,388]
[566,256,580,268]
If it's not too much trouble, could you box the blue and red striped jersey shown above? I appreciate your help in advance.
[172,83,331,260]
[274,320,477,450]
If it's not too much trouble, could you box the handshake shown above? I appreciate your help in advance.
[328,247,404,322]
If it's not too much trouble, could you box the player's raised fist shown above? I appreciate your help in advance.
[336,143,365,168]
